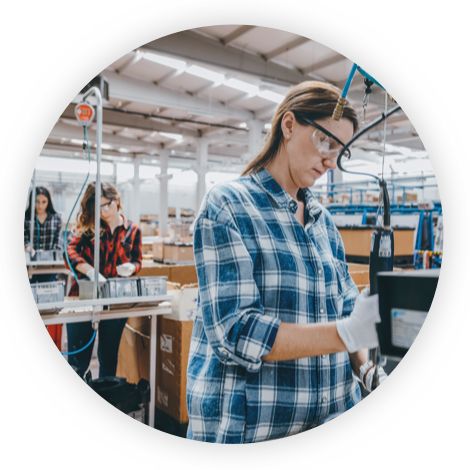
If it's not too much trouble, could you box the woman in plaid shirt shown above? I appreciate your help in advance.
[187,81,384,443]
[24,186,62,253]
[25,186,63,347]
[65,182,142,378]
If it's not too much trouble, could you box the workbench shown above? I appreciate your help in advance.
[38,295,172,428]
[27,260,69,278]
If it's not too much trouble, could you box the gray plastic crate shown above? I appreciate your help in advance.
[77,279,107,300]
[32,280,65,304]
[32,249,63,262]
[106,277,139,298]
[138,276,167,296]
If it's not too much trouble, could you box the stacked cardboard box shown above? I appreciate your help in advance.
[140,261,197,285]
[339,226,415,258]
[155,318,193,422]
[117,316,194,424]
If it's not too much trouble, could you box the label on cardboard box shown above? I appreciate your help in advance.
[162,359,175,376]
[157,386,169,407]
[160,334,173,353]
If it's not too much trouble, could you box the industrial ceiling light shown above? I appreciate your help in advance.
[186,65,225,85]
[141,51,186,71]
[258,89,284,103]
[142,50,284,104]
[160,132,183,143]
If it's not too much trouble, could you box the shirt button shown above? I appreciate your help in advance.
[321,395,328,403]
[320,308,324,314]
[318,268,323,274]
[288,200,297,213]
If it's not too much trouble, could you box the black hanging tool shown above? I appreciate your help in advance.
[332,65,401,389]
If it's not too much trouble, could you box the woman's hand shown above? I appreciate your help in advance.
[336,290,381,353]
[116,262,136,277]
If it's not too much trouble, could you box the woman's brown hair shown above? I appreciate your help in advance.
[77,182,121,235]
[241,81,358,176]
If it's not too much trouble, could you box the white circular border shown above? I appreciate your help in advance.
[1,1,469,469]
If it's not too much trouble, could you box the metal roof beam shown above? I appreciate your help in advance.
[263,37,310,61]
[103,71,254,120]
[221,26,255,45]
[301,54,345,75]
[142,30,312,87]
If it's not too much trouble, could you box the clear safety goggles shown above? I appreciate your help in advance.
[100,199,115,212]
[308,121,351,161]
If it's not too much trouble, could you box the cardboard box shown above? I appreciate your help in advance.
[153,241,164,261]
[166,284,198,321]
[140,222,158,236]
[169,264,198,285]
[347,262,369,287]
[163,243,194,264]
[117,317,151,384]
[140,261,171,278]
[117,316,194,423]
[140,261,198,285]
[156,318,193,423]
[339,226,415,257]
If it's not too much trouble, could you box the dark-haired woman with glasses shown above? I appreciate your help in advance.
[65,182,142,378]
[25,186,63,347]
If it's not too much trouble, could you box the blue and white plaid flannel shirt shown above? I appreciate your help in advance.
[186,168,360,443]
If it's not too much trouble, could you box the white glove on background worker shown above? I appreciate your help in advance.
[359,360,388,392]
[116,262,136,277]
[336,289,381,352]
[25,244,36,257]
[85,267,106,283]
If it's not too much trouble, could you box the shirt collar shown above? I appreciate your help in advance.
[102,214,129,234]
[252,167,323,222]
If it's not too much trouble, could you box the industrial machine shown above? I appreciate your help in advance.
[376,269,439,359]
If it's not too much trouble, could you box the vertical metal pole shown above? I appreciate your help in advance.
[159,150,169,237]
[29,170,36,251]
[82,86,103,300]
[149,313,157,428]
[94,90,103,299]
[196,138,208,210]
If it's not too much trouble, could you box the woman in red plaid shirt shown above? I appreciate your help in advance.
[65,182,142,378]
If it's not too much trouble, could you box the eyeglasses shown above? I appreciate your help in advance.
[305,120,352,161]
[100,200,115,211]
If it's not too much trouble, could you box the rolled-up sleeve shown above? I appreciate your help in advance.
[64,234,87,269]
[194,212,280,372]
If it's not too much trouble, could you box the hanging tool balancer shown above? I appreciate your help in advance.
[332,64,400,390]
[332,64,395,293]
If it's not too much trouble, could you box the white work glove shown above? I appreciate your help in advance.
[359,360,388,392]
[116,262,136,277]
[25,245,36,257]
[85,267,106,283]
[336,289,381,353]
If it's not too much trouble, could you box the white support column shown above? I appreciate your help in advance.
[112,162,118,185]
[158,150,170,237]
[131,157,141,224]
[245,119,264,162]
[327,168,343,202]
[196,138,209,210]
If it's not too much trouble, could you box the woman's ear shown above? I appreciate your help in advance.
[281,111,295,140]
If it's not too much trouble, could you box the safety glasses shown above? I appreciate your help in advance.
[307,120,351,161]
[100,199,115,211]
